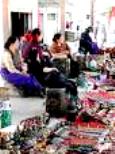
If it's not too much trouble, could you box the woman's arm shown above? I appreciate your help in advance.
[3,52,21,73]
[51,53,67,59]
[43,67,58,73]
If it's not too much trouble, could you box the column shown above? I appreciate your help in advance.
[60,0,65,35]
[32,0,39,29]
[2,0,10,41]
[90,0,96,27]
[0,1,4,65]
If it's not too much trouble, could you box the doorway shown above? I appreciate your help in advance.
[11,12,32,37]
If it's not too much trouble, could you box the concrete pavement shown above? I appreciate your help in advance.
[10,97,45,125]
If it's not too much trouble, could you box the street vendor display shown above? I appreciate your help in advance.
[0,51,114,154]
[0,115,111,154]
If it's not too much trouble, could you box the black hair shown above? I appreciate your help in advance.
[53,33,62,42]
[32,28,41,36]
[4,36,17,50]
[86,26,93,33]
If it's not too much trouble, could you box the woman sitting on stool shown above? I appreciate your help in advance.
[1,36,44,97]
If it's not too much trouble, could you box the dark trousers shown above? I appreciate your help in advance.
[70,59,80,78]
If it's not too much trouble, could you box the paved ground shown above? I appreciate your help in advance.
[0,74,45,125]
[10,97,45,125]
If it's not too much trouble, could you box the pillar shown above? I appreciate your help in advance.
[60,0,65,35]
[90,0,96,27]
[0,1,4,65]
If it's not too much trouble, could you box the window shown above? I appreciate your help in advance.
[11,12,32,37]
[47,13,56,20]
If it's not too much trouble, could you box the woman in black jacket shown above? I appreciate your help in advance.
[27,48,77,96]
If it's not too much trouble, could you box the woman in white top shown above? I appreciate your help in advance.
[1,36,44,96]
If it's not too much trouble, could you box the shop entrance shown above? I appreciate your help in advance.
[11,12,32,37]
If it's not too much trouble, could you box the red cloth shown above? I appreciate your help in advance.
[74,112,106,129]
[25,34,32,42]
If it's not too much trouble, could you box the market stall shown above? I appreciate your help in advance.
[0,51,114,154]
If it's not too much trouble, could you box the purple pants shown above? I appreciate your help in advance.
[0,68,43,92]
[91,42,100,54]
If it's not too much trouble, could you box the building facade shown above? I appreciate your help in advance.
[9,0,38,37]
[38,0,76,45]
[0,0,38,63]
[38,0,61,45]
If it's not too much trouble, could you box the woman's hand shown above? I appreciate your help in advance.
[43,67,59,73]
[63,50,70,55]
[22,63,28,73]
[52,53,67,60]
[42,52,50,57]
[22,71,29,76]
[51,67,59,72]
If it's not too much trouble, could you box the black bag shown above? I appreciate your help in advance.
[46,88,67,117]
